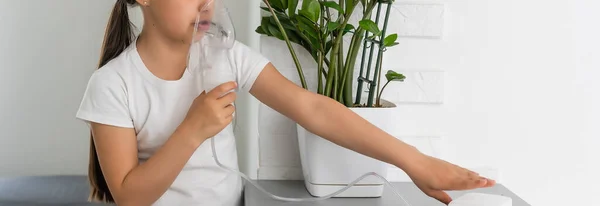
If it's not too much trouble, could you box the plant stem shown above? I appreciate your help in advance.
[324,51,335,97]
[376,79,391,107]
[374,52,386,106]
[297,26,319,65]
[336,9,344,102]
[333,63,338,100]
[322,1,335,43]
[318,52,324,94]
[317,0,326,95]
[324,0,358,100]
[263,0,307,89]
[339,28,364,106]
[340,0,345,17]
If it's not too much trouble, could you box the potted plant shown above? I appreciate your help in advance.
[257,0,406,197]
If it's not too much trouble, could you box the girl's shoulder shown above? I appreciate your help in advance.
[84,46,138,95]
[224,40,271,92]
[76,48,136,129]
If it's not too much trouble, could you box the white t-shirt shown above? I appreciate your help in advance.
[75,39,270,206]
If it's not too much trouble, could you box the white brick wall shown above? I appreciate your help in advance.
[379,70,445,104]
[390,3,445,38]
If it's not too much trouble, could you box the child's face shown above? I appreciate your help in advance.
[141,0,215,44]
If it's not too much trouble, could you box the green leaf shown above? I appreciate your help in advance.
[268,26,284,40]
[261,6,283,14]
[269,16,296,31]
[288,0,299,16]
[285,28,301,43]
[255,26,268,35]
[266,19,284,40]
[304,33,321,55]
[297,15,316,33]
[385,70,406,82]
[282,20,298,31]
[343,24,355,35]
[281,0,288,9]
[307,0,321,22]
[261,17,272,36]
[296,16,319,42]
[298,9,316,23]
[268,0,285,12]
[296,15,313,28]
[344,24,355,32]
[359,19,381,36]
[383,34,398,47]
[321,1,343,13]
[301,0,313,11]
[303,27,319,40]
[261,6,290,20]
[327,22,341,32]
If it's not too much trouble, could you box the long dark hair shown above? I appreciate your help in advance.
[89,0,136,203]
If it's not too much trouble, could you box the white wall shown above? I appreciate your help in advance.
[0,0,262,178]
[0,1,116,177]
[256,0,600,206]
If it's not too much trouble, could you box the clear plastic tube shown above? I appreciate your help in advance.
[210,135,412,205]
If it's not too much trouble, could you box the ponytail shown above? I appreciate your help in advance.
[98,0,136,67]
[88,0,136,203]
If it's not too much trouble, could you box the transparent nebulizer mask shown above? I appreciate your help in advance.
[187,0,236,92]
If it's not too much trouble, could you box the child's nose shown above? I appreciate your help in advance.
[200,0,214,12]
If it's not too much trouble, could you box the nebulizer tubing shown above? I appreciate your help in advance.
[189,1,411,205]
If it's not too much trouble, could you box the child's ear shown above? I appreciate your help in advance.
[135,0,150,7]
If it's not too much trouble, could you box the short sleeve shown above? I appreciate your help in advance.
[229,41,271,92]
[75,68,134,128]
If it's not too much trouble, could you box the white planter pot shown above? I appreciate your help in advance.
[297,99,397,197]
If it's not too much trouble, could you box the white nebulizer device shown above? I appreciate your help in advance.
[187,0,415,204]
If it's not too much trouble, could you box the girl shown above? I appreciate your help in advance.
[76,0,495,205]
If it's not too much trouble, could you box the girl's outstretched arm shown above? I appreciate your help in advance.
[249,63,495,204]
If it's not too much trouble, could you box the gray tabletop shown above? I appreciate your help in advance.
[244,180,531,206]
[0,175,111,206]
[0,176,531,206]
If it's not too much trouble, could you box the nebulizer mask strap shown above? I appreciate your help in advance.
[188,1,410,205]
